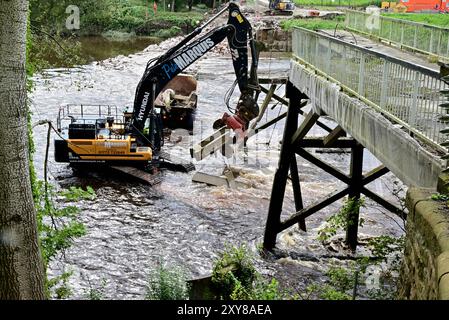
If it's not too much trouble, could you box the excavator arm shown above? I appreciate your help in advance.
[129,2,260,147]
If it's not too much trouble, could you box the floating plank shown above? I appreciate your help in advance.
[109,166,161,186]
[159,151,196,172]
[251,83,277,130]
[192,172,249,188]
[191,129,233,161]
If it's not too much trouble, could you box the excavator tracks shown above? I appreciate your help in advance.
[159,151,196,173]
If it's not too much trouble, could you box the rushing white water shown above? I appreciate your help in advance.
[30,44,404,299]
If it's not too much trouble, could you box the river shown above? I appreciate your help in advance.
[30,38,405,299]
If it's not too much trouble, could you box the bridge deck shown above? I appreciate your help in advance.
[327,29,440,72]
[290,27,447,189]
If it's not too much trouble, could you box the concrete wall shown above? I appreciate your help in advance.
[399,188,449,300]
[256,28,292,52]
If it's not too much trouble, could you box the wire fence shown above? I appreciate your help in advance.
[344,9,449,61]
[292,27,449,152]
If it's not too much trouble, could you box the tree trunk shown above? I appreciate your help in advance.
[0,0,46,300]
[171,0,175,11]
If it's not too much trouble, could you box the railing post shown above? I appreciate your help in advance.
[379,60,389,109]
[413,25,418,49]
[430,30,434,54]
[408,71,420,130]
[400,24,404,47]
[357,54,366,95]
[345,10,350,29]
[379,15,382,37]
[446,33,449,57]
[389,21,393,43]
[326,40,332,72]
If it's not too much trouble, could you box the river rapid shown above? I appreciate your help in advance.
[30,40,404,299]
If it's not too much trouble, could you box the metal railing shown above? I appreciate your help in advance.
[292,27,448,152]
[344,9,449,62]
[56,104,124,131]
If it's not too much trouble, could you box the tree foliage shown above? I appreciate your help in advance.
[29,0,212,35]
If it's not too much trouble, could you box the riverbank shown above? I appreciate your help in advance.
[29,5,207,69]
[30,1,207,36]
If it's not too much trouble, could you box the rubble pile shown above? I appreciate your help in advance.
[143,4,291,57]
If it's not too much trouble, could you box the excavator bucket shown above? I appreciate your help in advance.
[155,74,198,132]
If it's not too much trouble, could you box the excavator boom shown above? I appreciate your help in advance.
[130,2,259,145]
[54,2,260,170]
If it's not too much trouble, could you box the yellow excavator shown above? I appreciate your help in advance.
[54,2,260,174]
[267,0,295,15]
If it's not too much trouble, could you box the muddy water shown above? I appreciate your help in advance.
[79,36,162,64]
[31,44,404,299]
[43,36,162,68]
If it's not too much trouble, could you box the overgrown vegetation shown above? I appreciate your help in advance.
[306,265,355,300]
[293,0,382,7]
[308,194,406,300]
[281,16,345,31]
[212,244,284,300]
[383,13,449,28]
[306,233,405,300]
[83,278,108,300]
[28,32,87,70]
[27,16,93,298]
[34,181,95,298]
[30,0,205,36]
[317,197,365,243]
[146,261,191,300]
[61,186,96,201]
[28,0,205,69]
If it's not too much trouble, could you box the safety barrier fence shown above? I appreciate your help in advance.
[344,9,449,62]
[292,27,449,153]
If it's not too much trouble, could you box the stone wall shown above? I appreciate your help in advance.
[255,28,292,52]
[399,188,449,300]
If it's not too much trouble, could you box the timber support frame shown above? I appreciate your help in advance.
[263,81,403,251]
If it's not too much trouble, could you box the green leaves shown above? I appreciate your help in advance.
[146,262,190,300]
[367,235,405,262]
[212,244,284,300]
[281,16,345,31]
[383,13,449,28]
[305,265,356,300]
[431,192,449,201]
[31,180,95,298]
[317,197,365,242]
[60,186,97,201]
[30,0,203,35]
